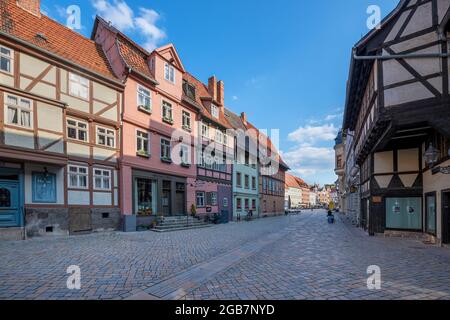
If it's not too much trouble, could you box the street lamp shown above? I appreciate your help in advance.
[424,143,439,167]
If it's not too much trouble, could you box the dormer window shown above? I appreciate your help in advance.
[164,63,175,83]
[183,80,196,100]
[211,104,219,119]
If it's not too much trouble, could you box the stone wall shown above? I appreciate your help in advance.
[25,207,121,237]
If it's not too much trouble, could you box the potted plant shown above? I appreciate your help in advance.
[191,204,197,218]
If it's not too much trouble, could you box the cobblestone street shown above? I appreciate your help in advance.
[1,211,450,300]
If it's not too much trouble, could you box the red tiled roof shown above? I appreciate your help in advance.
[285,173,301,188]
[0,0,117,81]
[117,37,156,81]
[183,72,232,129]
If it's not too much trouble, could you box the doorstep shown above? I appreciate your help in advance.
[0,227,25,241]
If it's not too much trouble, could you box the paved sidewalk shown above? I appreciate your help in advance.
[1,211,450,300]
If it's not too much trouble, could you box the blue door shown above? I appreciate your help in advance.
[0,181,21,227]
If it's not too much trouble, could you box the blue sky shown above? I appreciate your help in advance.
[41,0,398,185]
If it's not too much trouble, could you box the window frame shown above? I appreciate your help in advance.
[244,174,250,189]
[96,126,116,148]
[136,130,150,156]
[162,100,174,123]
[196,191,205,208]
[252,176,257,190]
[4,93,33,128]
[201,122,209,139]
[67,118,88,142]
[164,63,176,84]
[0,45,14,75]
[180,144,190,165]
[68,72,90,100]
[236,172,242,188]
[160,138,172,162]
[182,110,191,131]
[93,168,112,191]
[211,104,219,119]
[67,165,89,189]
[137,85,152,113]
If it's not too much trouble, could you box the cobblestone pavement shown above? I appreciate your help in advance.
[1,211,450,300]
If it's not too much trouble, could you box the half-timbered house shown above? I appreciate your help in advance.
[0,0,123,239]
[344,0,450,244]
[92,17,200,230]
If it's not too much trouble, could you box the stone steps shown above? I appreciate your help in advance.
[152,216,211,233]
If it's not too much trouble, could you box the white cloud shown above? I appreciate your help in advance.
[93,0,135,30]
[287,124,338,146]
[232,96,239,101]
[92,0,166,51]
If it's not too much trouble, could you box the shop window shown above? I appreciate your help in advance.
[135,178,157,216]
[386,197,422,230]
[236,198,242,211]
[32,172,56,203]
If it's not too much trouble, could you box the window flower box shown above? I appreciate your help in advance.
[137,150,150,158]
[161,157,172,164]
[138,105,152,114]
[162,117,174,125]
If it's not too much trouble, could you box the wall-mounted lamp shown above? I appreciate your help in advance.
[424,143,439,167]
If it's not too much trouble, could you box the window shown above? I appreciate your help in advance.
[386,197,422,230]
[426,194,437,235]
[5,94,32,128]
[183,80,196,100]
[135,178,157,216]
[211,192,218,206]
[252,177,256,190]
[136,130,149,156]
[215,130,223,144]
[164,63,175,83]
[244,175,249,189]
[160,138,172,161]
[236,198,242,211]
[0,45,13,74]
[69,73,89,100]
[162,101,173,123]
[94,168,111,190]
[32,172,56,203]
[211,104,219,118]
[67,119,88,142]
[97,127,116,148]
[223,134,228,146]
[182,111,191,130]
[252,199,256,210]
[68,165,88,189]
[201,123,209,138]
[236,172,242,187]
[245,199,250,210]
[179,144,190,165]
[196,192,205,207]
[137,85,152,112]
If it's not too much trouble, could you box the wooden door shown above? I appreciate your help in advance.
[69,207,92,234]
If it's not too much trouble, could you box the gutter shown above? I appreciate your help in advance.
[0,31,125,88]
[354,52,450,60]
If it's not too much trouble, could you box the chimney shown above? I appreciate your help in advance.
[208,76,217,101]
[217,80,224,106]
[17,0,41,17]
[241,112,247,125]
